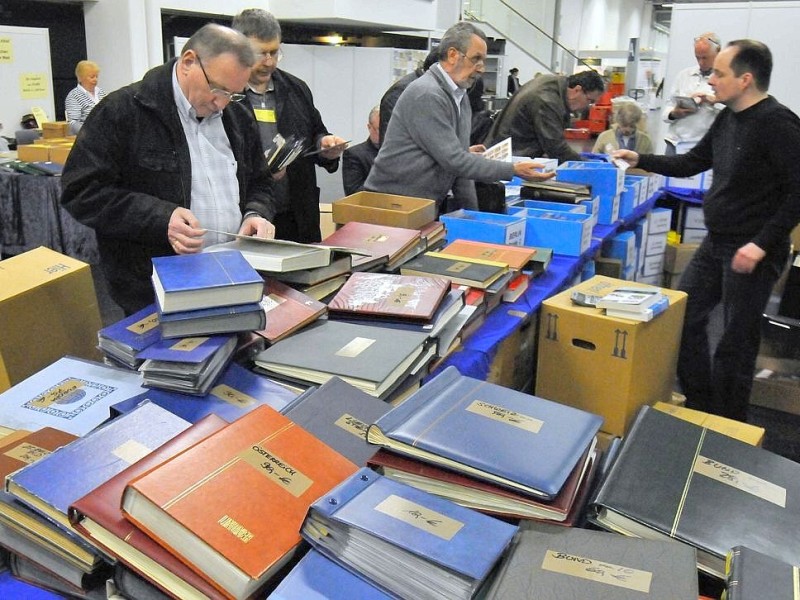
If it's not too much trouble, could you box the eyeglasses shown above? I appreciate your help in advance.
[196,55,246,103]
[256,48,283,63]
[458,51,487,68]
[694,36,721,50]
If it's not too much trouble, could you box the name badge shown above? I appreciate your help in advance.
[254,108,276,123]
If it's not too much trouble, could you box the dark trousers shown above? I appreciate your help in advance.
[677,236,787,421]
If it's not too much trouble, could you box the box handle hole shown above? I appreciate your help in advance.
[571,338,596,351]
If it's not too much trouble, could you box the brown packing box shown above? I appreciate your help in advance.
[332,191,436,229]
[41,121,70,138]
[652,401,764,446]
[49,145,72,165]
[319,203,336,239]
[16,144,50,162]
[535,275,687,436]
[663,241,699,274]
[487,311,538,392]
[750,370,800,416]
[0,247,103,393]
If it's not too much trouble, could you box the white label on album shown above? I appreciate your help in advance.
[466,400,543,433]
[694,455,786,507]
[336,336,375,358]
[541,550,652,593]
[374,494,463,540]
[260,294,285,313]
[210,384,257,407]
[113,439,152,464]
[334,413,369,440]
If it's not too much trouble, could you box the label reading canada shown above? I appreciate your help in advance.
[126,312,159,335]
[210,384,257,408]
[169,337,209,352]
[336,337,375,358]
[239,445,312,497]
[466,400,543,434]
[542,550,652,593]
[694,455,786,507]
[334,413,369,440]
[5,443,50,465]
[374,494,463,541]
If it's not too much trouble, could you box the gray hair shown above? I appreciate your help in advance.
[438,22,487,60]
[183,24,255,68]
[368,106,380,122]
[614,102,644,128]
[232,8,282,42]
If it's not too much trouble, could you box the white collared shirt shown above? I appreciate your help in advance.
[432,63,467,115]
[663,65,723,145]
[171,65,241,247]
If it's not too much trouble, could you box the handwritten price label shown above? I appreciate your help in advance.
[542,550,652,593]
[694,455,786,507]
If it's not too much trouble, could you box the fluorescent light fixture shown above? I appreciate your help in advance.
[319,34,344,45]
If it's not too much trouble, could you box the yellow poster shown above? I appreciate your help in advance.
[20,73,48,99]
[0,38,12,63]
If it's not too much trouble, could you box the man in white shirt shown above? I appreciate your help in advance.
[662,32,723,154]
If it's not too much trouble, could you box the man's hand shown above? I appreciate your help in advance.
[513,161,556,181]
[612,149,640,168]
[695,92,717,105]
[240,215,276,239]
[319,135,348,160]
[168,207,204,254]
[469,144,486,154]
[669,106,695,120]
[732,242,766,274]
[271,168,287,181]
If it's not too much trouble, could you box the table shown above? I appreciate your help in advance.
[431,193,662,383]
[0,170,99,263]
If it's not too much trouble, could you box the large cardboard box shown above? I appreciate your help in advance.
[0,247,103,392]
[487,312,539,392]
[17,144,51,162]
[331,191,436,229]
[536,275,687,436]
[652,401,764,446]
[664,241,700,274]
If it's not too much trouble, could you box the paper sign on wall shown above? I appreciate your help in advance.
[20,73,48,99]
[0,38,12,63]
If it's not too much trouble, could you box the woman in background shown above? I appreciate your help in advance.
[65,60,105,134]
[593,101,653,154]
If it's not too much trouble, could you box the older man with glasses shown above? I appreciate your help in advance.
[365,22,555,214]
[662,32,724,154]
[232,8,347,244]
[61,24,277,316]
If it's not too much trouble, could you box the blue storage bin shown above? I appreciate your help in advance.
[508,207,592,256]
[440,209,527,246]
[521,199,587,214]
[556,162,624,224]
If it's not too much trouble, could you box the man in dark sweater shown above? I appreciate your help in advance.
[615,40,800,421]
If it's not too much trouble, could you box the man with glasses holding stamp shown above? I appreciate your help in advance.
[233,8,347,243]
[484,69,605,162]
[61,24,277,315]
[365,22,555,214]
[662,32,723,154]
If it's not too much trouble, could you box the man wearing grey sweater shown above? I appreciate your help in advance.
[364,22,552,213]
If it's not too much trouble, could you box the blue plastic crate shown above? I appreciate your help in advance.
[556,162,623,224]
[508,207,592,256]
[440,209,527,246]
[521,199,588,214]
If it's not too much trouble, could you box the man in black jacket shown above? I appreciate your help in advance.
[232,9,347,243]
[342,106,380,196]
[615,40,800,421]
[61,24,276,315]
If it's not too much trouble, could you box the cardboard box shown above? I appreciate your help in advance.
[641,252,665,277]
[647,207,672,235]
[536,275,687,436]
[662,271,683,289]
[0,247,103,393]
[509,207,592,256]
[41,121,69,138]
[682,228,708,244]
[594,257,623,279]
[682,205,705,230]
[487,312,539,392]
[49,144,73,165]
[750,370,800,416]
[652,401,764,446]
[644,230,667,256]
[319,203,336,239]
[664,241,699,274]
[441,209,526,246]
[331,191,436,229]
[17,144,50,162]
